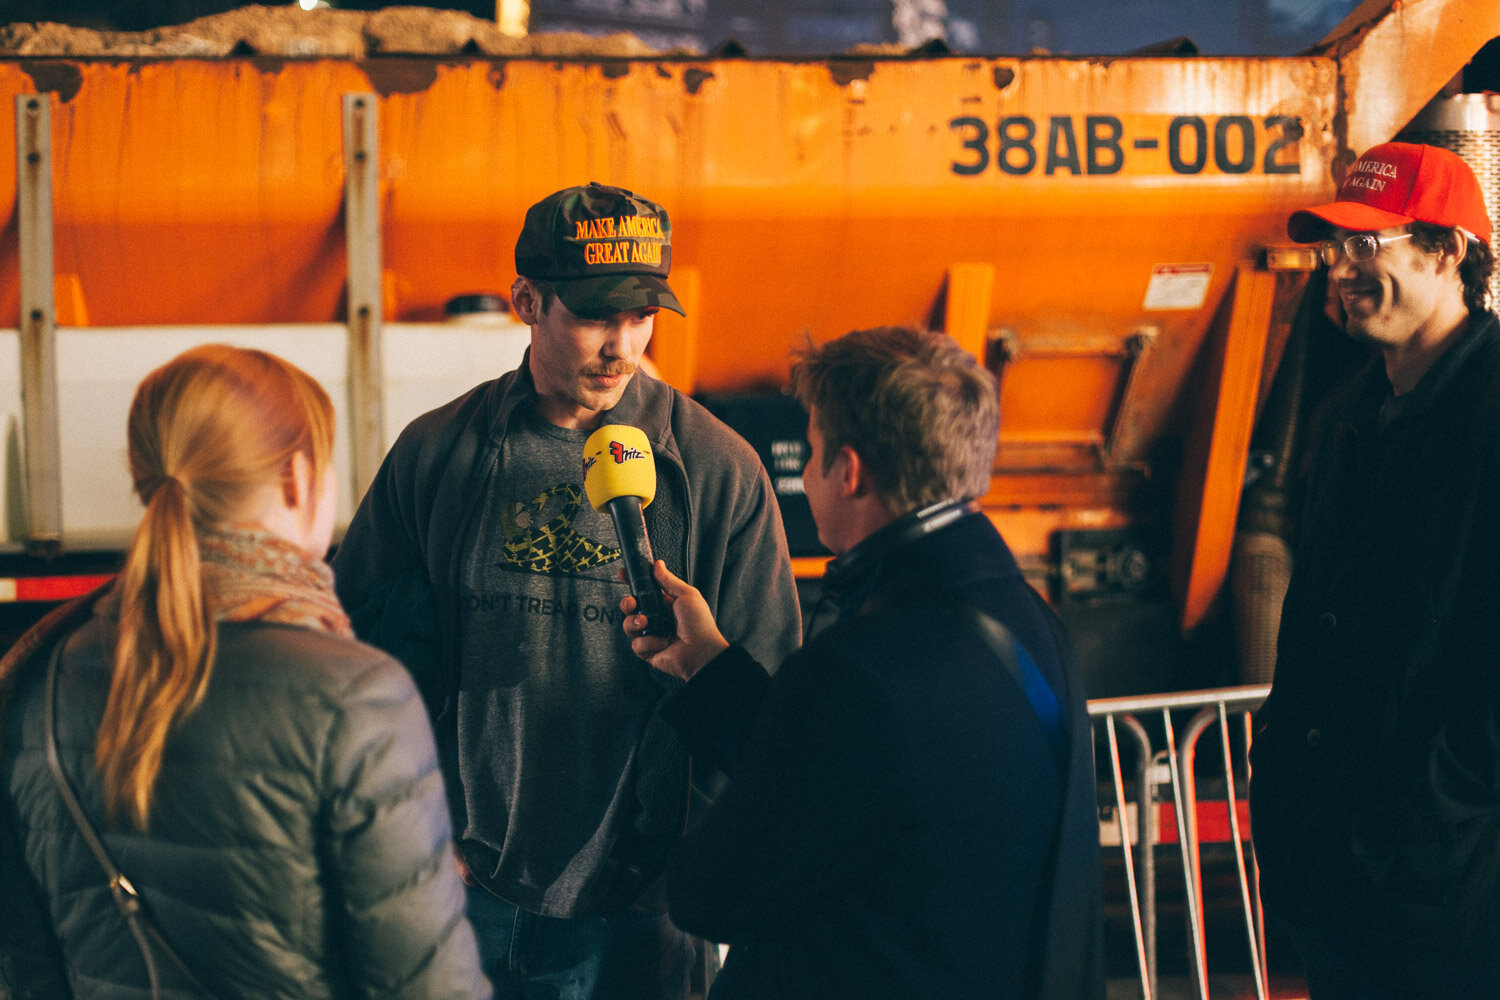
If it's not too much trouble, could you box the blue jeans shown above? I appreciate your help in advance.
[465,885,694,1000]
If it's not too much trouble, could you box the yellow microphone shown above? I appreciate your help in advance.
[583,425,672,636]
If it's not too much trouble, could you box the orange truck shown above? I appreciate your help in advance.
[1,0,1497,692]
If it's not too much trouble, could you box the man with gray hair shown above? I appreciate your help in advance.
[622,326,1104,999]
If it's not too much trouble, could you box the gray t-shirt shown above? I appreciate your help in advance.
[456,407,669,917]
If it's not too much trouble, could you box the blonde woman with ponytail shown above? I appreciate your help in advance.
[0,345,490,1000]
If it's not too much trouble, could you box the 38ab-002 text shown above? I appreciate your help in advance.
[948,114,1303,177]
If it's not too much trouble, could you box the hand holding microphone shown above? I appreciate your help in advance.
[583,425,673,636]
[621,559,729,682]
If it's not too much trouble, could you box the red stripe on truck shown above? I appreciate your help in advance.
[0,575,114,603]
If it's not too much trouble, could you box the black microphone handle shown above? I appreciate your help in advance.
[605,496,673,636]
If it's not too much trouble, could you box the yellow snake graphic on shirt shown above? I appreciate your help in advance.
[499,482,621,575]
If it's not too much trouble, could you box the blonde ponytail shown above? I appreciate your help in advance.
[95,477,216,827]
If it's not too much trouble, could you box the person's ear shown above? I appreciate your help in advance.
[837,445,868,499]
[281,451,314,513]
[1437,229,1468,276]
[512,277,540,324]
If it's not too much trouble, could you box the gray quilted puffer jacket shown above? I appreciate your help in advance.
[0,609,491,1000]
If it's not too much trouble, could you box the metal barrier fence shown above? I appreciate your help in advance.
[1089,684,1273,1000]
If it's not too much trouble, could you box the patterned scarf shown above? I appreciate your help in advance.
[197,525,353,638]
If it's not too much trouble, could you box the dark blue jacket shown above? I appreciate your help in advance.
[660,503,1105,1000]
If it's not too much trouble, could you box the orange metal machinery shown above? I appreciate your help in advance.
[2,0,1497,688]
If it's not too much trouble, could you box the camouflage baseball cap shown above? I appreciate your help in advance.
[515,182,685,319]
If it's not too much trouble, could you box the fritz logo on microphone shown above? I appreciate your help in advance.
[609,441,644,463]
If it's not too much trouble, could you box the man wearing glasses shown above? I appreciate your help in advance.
[1250,142,1500,998]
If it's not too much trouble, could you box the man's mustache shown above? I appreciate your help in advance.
[584,361,636,378]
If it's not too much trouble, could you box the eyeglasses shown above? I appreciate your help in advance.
[1317,232,1412,266]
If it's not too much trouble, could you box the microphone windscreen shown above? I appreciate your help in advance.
[583,424,657,511]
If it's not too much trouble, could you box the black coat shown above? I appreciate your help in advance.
[1251,311,1500,956]
[0,596,490,1000]
[660,504,1105,1000]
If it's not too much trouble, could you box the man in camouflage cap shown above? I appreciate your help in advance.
[514,182,685,321]
[333,183,801,999]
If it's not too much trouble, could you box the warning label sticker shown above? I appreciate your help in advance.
[1144,263,1213,310]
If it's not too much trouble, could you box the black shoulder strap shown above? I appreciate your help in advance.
[42,638,220,1000]
[954,603,1067,767]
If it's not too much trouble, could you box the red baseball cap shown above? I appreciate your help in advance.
[1287,141,1492,245]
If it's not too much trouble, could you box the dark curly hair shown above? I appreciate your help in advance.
[1409,222,1495,314]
